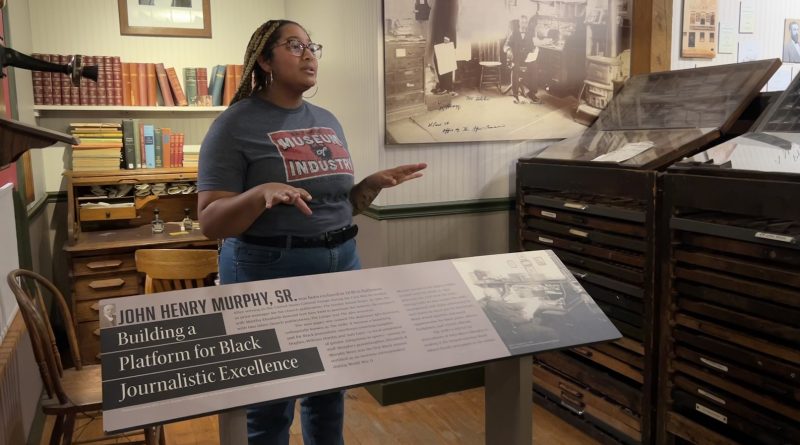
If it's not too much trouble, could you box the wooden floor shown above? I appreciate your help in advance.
[41,387,598,444]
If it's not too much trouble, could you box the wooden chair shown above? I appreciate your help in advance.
[135,249,218,294]
[478,39,503,92]
[6,269,163,445]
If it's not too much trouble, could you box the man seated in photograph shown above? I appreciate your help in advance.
[503,17,529,103]
[503,13,543,104]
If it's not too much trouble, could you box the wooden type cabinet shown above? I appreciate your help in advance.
[657,168,800,445]
[64,168,216,363]
[384,40,427,122]
[517,160,658,445]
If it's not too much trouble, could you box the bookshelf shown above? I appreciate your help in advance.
[34,106,223,149]
[34,105,226,113]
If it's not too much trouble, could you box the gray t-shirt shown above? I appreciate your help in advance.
[198,96,354,237]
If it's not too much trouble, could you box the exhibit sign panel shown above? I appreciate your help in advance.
[101,250,620,433]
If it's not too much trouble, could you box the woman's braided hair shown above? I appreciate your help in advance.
[231,19,302,104]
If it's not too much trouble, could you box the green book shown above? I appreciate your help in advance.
[183,67,197,105]
[154,127,163,168]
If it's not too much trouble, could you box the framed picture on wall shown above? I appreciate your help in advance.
[382,0,632,145]
[118,0,211,38]
[680,0,717,59]
[782,19,800,63]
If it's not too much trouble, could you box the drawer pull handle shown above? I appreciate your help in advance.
[90,303,100,311]
[564,202,587,210]
[93,328,100,337]
[754,232,796,244]
[87,260,123,270]
[558,382,582,399]
[89,278,125,290]
[560,398,585,416]
[569,228,588,238]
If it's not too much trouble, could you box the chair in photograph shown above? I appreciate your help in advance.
[135,249,218,294]
[478,39,503,92]
[6,268,163,445]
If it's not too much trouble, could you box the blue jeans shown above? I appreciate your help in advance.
[219,237,360,445]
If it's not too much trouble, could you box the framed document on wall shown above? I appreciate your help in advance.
[680,0,717,59]
[118,0,211,38]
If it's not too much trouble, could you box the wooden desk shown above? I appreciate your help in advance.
[536,44,584,97]
[65,226,215,363]
[64,168,216,363]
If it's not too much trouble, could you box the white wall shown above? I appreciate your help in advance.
[671,0,800,86]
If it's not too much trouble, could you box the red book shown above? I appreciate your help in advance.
[155,63,174,106]
[112,57,122,105]
[129,63,140,106]
[179,133,185,167]
[223,64,236,106]
[31,53,44,105]
[137,63,148,107]
[233,64,243,93]
[121,63,132,106]
[92,56,106,106]
[166,67,188,106]
[196,67,208,96]
[60,55,76,105]
[101,56,113,106]
[139,122,146,168]
[44,54,59,105]
[146,63,157,106]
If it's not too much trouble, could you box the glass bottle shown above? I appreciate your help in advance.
[182,208,193,232]
[151,208,165,234]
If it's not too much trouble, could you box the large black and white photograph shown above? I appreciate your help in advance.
[452,251,619,353]
[383,0,632,144]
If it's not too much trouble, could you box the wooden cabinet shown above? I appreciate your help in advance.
[517,161,657,445]
[658,168,800,445]
[384,40,427,122]
[64,168,216,363]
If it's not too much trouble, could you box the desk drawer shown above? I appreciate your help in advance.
[72,253,136,276]
[79,205,136,222]
[388,66,424,84]
[388,78,424,95]
[77,321,101,363]
[386,92,424,110]
[73,271,140,300]
[75,299,102,323]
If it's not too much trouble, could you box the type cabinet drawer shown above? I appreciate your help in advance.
[73,271,140,300]
[72,253,136,276]
[533,363,642,443]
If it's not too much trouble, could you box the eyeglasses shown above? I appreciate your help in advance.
[274,39,323,59]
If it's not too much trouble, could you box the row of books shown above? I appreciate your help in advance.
[70,122,124,171]
[69,120,194,171]
[32,53,244,107]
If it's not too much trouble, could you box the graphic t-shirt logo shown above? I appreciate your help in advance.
[268,127,354,182]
